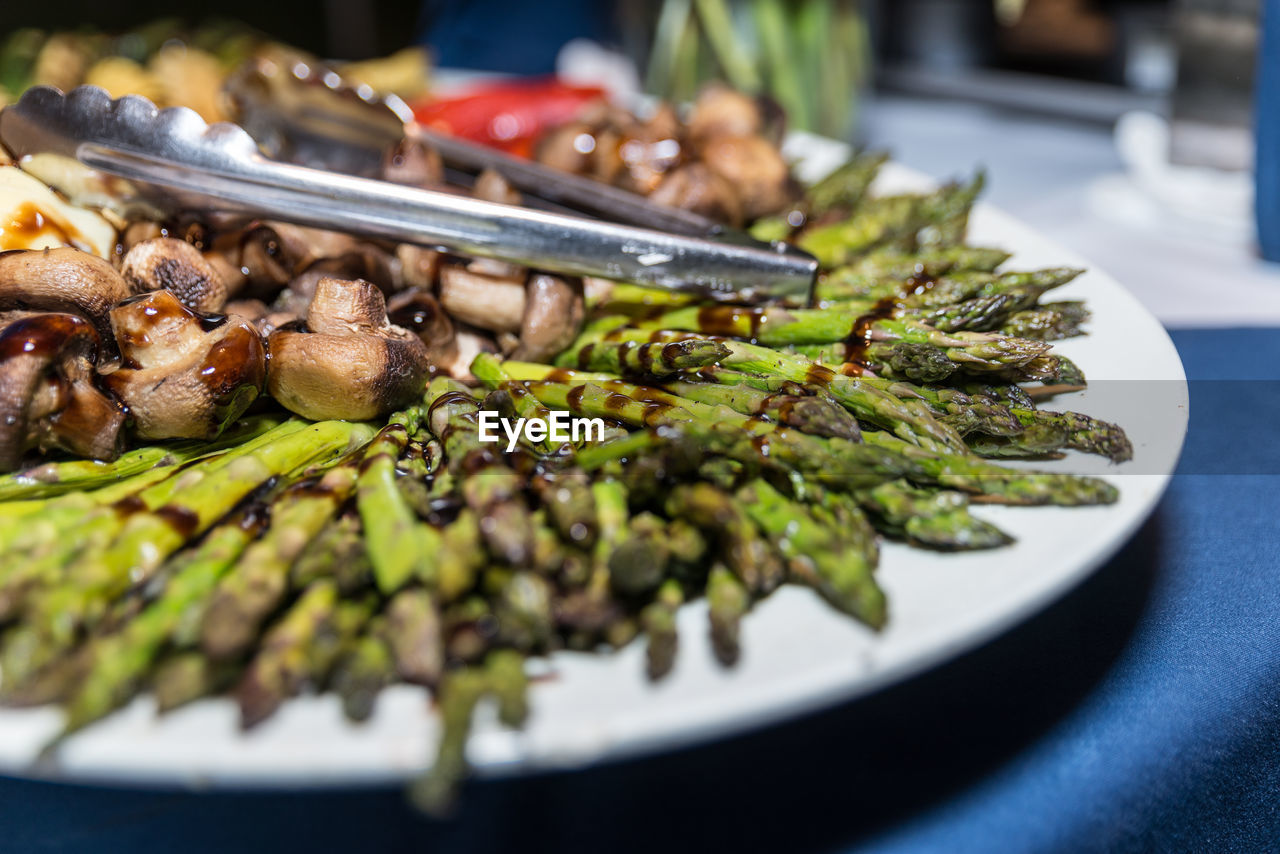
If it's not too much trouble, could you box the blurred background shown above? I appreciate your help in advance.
[2,0,1278,326]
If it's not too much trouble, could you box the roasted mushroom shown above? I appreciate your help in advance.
[530,86,794,222]
[437,263,527,334]
[394,244,440,290]
[267,277,431,421]
[120,237,229,313]
[237,221,395,296]
[104,290,267,440]
[465,256,528,281]
[223,299,271,324]
[512,273,585,363]
[589,124,628,186]
[0,312,125,470]
[119,220,164,254]
[387,288,456,365]
[472,168,523,206]
[202,247,249,300]
[440,324,499,384]
[301,244,396,293]
[185,219,255,300]
[648,163,745,226]
[641,101,683,141]
[235,222,326,293]
[275,241,398,317]
[687,83,764,145]
[699,134,799,221]
[230,226,289,292]
[534,121,597,176]
[614,104,684,195]
[0,248,134,347]
[381,137,445,188]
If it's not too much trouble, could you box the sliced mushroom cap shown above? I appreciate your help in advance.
[237,222,394,296]
[648,162,745,226]
[236,222,340,292]
[0,248,134,348]
[302,244,396,292]
[104,290,267,440]
[267,277,431,421]
[387,288,456,364]
[280,242,398,315]
[0,312,125,470]
[512,273,585,363]
[438,263,527,334]
[699,134,799,220]
[120,237,229,313]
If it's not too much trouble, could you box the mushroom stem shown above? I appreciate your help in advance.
[438,265,526,334]
[268,277,432,421]
[513,273,585,363]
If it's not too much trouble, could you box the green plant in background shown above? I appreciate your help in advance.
[645,0,870,139]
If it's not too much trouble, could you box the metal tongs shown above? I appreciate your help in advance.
[0,84,817,303]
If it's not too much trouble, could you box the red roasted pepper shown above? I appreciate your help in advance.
[409,77,606,158]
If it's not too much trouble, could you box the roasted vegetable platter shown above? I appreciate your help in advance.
[0,116,1186,811]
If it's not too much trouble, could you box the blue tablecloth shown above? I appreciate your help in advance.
[1,328,1277,853]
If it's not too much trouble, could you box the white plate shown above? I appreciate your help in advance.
[0,138,1188,788]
